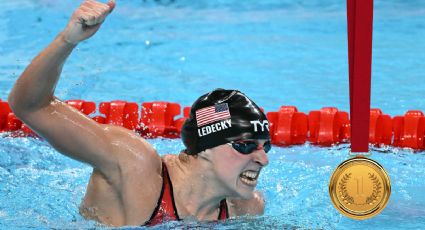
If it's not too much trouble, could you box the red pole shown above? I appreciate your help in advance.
[347,0,374,153]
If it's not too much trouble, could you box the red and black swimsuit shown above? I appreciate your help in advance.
[144,162,229,226]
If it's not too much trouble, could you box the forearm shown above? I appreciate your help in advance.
[8,33,76,115]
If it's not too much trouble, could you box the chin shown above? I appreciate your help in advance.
[239,190,255,199]
[236,181,257,199]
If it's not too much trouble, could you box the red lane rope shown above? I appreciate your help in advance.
[1,99,424,150]
[1,3,424,151]
[347,0,374,153]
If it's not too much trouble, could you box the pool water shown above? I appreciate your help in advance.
[1,0,425,229]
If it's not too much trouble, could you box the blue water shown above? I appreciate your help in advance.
[1,0,425,229]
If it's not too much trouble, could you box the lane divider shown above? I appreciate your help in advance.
[393,110,425,149]
[1,99,424,150]
[267,106,307,146]
[138,102,180,138]
[308,107,350,146]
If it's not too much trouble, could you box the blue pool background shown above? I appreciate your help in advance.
[1,0,425,229]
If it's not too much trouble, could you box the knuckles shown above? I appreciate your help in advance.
[72,1,110,25]
[62,0,112,44]
[80,1,110,16]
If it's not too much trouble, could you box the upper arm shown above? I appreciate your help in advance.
[14,98,160,183]
[228,191,265,217]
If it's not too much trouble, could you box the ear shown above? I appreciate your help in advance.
[178,152,191,163]
[198,149,214,163]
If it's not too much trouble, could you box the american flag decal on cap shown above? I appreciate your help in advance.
[196,103,231,127]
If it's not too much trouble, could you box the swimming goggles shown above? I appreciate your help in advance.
[228,140,272,155]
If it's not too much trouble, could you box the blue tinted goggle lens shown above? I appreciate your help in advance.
[231,141,271,154]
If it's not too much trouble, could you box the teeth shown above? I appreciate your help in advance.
[241,176,257,186]
[241,170,259,180]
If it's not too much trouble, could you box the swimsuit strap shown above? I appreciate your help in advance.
[218,199,229,220]
[144,161,229,226]
[144,162,180,226]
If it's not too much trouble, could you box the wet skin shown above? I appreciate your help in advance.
[8,0,268,227]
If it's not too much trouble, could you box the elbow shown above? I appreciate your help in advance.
[7,92,28,120]
[7,90,20,115]
[7,89,50,119]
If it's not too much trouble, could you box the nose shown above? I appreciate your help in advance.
[252,148,269,167]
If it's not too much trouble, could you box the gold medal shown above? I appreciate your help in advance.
[329,155,391,220]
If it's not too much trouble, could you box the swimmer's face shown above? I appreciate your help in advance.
[209,139,269,199]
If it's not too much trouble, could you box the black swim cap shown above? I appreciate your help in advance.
[181,89,270,155]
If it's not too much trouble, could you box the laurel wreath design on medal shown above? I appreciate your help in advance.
[365,173,382,205]
[338,172,382,205]
[338,173,354,205]
[329,157,391,220]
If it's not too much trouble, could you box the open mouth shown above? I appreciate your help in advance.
[239,170,260,186]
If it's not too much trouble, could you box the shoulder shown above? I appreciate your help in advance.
[105,125,161,163]
[100,126,165,225]
[103,125,162,184]
[227,191,265,217]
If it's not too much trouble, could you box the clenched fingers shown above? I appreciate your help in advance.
[77,0,115,26]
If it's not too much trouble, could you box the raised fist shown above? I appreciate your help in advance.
[61,0,115,45]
